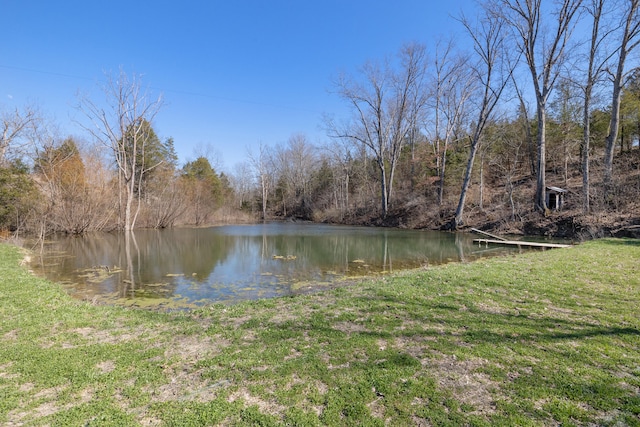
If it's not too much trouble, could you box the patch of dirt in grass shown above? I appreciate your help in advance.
[427,355,499,415]
[368,394,387,421]
[0,362,19,379]
[283,374,328,416]
[410,399,433,426]
[597,409,630,425]
[39,326,156,349]
[149,333,233,404]
[96,360,116,374]
[79,387,94,402]
[240,330,258,341]
[19,382,34,392]
[139,416,163,427]
[150,371,219,403]
[284,374,329,395]
[163,333,230,361]
[545,304,577,317]
[393,335,437,359]
[333,321,370,334]
[228,387,287,416]
[221,314,254,329]
[269,305,302,325]
[10,402,59,422]
[74,326,154,344]
[33,385,66,399]
[3,329,19,341]
[284,348,303,360]
[7,384,93,424]
[475,301,509,315]
[411,414,432,426]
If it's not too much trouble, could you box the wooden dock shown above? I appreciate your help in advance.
[470,227,507,241]
[473,238,571,249]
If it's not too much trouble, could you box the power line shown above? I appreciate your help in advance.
[0,63,324,115]
[0,63,95,82]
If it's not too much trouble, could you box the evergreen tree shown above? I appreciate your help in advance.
[0,161,38,231]
[122,119,176,198]
[181,157,223,225]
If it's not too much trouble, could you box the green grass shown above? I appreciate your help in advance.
[1,239,639,426]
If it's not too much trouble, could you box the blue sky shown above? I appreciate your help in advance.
[1,0,475,171]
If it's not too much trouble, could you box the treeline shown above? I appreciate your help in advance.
[237,0,640,230]
[0,115,237,235]
[1,0,640,236]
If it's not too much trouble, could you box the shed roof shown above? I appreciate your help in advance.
[546,186,567,193]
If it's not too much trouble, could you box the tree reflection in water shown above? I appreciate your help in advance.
[26,223,532,307]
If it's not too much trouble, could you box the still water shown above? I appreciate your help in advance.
[27,223,529,308]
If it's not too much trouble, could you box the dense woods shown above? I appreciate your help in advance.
[2,0,640,239]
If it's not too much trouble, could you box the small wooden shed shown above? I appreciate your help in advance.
[546,186,567,211]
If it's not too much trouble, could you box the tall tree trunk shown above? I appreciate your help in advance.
[497,0,582,213]
[604,0,640,199]
[261,175,268,220]
[582,82,594,213]
[379,161,388,217]
[581,0,606,214]
[535,105,548,213]
[454,136,478,227]
[387,158,399,214]
[604,67,625,196]
[514,80,536,176]
[563,141,569,188]
[438,146,447,206]
[345,173,349,212]
[582,107,591,213]
[479,153,485,210]
[79,70,162,231]
[124,172,136,231]
[452,10,511,229]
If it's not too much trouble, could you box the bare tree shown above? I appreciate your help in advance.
[33,134,81,235]
[549,79,582,187]
[425,41,473,206]
[580,0,611,212]
[512,75,537,176]
[248,142,274,220]
[144,168,186,228]
[452,10,514,228]
[491,122,527,221]
[603,0,640,198]
[192,142,224,172]
[323,137,357,216]
[230,161,255,210]
[272,134,316,217]
[33,135,116,234]
[81,146,117,231]
[495,0,583,213]
[79,70,163,230]
[331,43,428,217]
[0,106,38,167]
[288,134,316,203]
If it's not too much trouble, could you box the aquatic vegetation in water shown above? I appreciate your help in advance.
[272,254,297,261]
[76,266,122,284]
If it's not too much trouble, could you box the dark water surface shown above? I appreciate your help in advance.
[26,223,533,308]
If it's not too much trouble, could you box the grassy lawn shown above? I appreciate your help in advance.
[0,239,639,426]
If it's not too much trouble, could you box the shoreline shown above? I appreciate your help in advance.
[1,239,638,425]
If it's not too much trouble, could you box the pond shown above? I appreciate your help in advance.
[26,223,534,308]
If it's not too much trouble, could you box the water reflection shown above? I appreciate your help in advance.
[27,223,527,307]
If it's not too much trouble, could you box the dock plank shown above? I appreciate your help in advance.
[470,228,508,241]
[473,239,571,249]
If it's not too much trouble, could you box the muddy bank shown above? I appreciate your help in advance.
[325,205,640,241]
[480,212,640,240]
